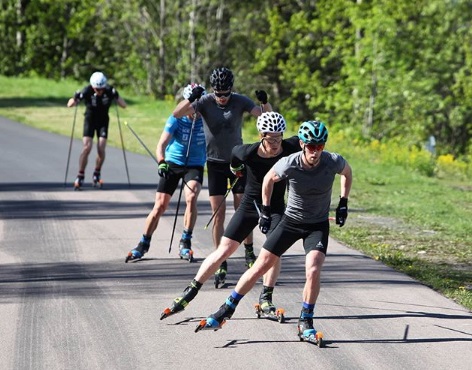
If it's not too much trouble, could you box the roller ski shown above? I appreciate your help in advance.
[214,261,227,289]
[125,239,150,263]
[297,310,324,348]
[178,238,193,262]
[244,248,256,269]
[92,172,103,189]
[73,176,84,191]
[160,280,201,320]
[254,303,285,323]
[195,298,235,333]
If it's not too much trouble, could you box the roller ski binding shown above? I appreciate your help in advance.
[92,172,103,189]
[214,261,227,289]
[125,239,150,263]
[245,248,257,269]
[73,176,84,191]
[178,238,193,262]
[160,280,201,320]
[254,302,285,323]
[297,310,324,347]
[195,298,235,333]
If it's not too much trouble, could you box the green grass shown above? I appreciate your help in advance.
[1,75,471,311]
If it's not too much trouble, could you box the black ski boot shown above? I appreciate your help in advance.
[92,171,103,188]
[74,176,84,191]
[195,296,237,332]
[160,279,202,319]
[298,308,323,346]
[125,237,150,263]
[178,238,193,262]
[245,248,257,269]
[214,260,227,288]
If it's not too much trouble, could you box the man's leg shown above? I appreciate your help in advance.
[75,136,92,188]
[209,194,225,248]
[179,179,202,254]
[125,192,172,262]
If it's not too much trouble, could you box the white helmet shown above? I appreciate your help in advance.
[257,112,286,133]
[182,83,206,99]
[90,72,107,88]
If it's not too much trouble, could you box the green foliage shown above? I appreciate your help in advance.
[0,0,471,156]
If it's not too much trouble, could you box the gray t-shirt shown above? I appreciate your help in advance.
[273,151,346,223]
[193,93,256,163]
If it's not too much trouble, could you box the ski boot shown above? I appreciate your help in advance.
[245,248,257,269]
[160,280,201,320]
[195,297,236,332]
[297,310,324,347]
[125,239,150,263]
[92,172,103,189]
[214,261,227,289]
[254,292,285,323]
[178,238,193,262]
[73,176,84,191]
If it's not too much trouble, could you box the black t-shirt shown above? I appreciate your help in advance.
[74,85,119,119]
[230,135,300,212]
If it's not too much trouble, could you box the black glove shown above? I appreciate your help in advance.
[336,197,348,227]
[230,164,245,178]
[255,90,268,104]
[158,160,170,179]
[188,86,205,103]
[258,205,272,234]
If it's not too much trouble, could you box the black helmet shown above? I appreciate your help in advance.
[298,120,328,144]
[210,67,234,90]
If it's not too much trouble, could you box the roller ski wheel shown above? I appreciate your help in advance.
[195,318,226,333]
[254,303,285,323]
[73,177,84,191]
[298,330,324,348]
[178,248,194,262]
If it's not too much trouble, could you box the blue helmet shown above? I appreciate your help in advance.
[298,120,328,144]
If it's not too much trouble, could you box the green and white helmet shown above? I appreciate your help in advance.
[257,112,286,133]
[90,72,107,88]
[298,120,328,144]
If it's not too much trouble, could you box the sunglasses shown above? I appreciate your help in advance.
[305,143,325,152]
[264,136,283,144]
[214,90,231,98]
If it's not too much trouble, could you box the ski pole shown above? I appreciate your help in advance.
[123,121,194,193]
[204,177,239,230]
[64,104,78,187]
[115,102,131,187]
[168,112,198,253]
[253,199,261,216]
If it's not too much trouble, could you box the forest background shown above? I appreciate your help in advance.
[0,0,470,309]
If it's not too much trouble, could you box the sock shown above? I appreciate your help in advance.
[302,302,315,312]
[182,229,193,240]
[77,171,85,179]
[141,234,152,243]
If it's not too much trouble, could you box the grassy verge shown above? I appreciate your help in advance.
[1,75,470,311]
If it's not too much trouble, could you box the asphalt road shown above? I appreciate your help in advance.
[0,116,471,370]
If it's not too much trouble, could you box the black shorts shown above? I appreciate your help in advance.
[157,163,204,195]
[83,115,109,139]
[206,161,245,196]
[223,199,283,243]
[262,216,330,257]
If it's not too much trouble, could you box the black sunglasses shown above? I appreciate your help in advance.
[214,91,231,98]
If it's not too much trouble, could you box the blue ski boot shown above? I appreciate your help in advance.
[297,309,324,347]
[125,236,150,263]
[178,238,193,262]
[195,296,236,332]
